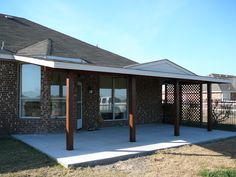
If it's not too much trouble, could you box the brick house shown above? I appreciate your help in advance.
[203,74,236,101]
[0,14,230,150]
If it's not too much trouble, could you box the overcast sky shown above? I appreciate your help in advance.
[1,0,236,76]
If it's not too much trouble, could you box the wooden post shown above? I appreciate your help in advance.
[207,83,212,131]
[200,84,203,126]
[66,72,74,150]
[174,81,180,136]
[129,77,136,142]
[165,84,168,104]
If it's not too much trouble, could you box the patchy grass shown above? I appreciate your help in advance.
[199,168,236,177]
[0,136,236,177]
[0,136,56,173]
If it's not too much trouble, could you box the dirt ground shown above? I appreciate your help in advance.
[1,137,236,177]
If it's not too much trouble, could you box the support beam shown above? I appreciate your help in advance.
[200,84,203,126]
[164,84,168,104]
[129,77,136,142]
[174,81,180,136]
[207,83,212,131]
[66,72,74,150]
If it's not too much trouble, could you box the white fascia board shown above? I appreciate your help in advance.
[53,61,231,83]
[14,55,231,84]
[14,55,55,67]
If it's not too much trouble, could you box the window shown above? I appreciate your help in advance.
[114,78,128,119]
[99,77,128,120]
[50,72,66,118]
[231,93,236,100]
[100,77,113,120]
[20,64,41,118]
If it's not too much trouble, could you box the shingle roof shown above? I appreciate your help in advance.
[0,48,13,55]
[0,14,137,67]
[16,39,52,56]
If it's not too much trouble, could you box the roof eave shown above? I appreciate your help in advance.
[13,55,232,84]
[0,53,14,60]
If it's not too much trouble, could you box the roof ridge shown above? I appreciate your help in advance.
[164,59,197,76]
[125,59,196,76]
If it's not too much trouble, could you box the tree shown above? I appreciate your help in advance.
[212,100,232,125]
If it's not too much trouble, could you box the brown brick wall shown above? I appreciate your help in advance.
[0,60,18,134]
[81,74,100,129]
[11,66,67,134]
[0,61,163,134]
[136,77,163,124]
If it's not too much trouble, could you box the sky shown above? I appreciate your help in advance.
[1,0,236,76]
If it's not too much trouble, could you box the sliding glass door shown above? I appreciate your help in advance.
[99,77,128,120]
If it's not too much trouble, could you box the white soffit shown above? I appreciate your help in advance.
[14,55,231,84]
[125,59,196,76]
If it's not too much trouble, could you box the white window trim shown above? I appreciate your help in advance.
[19,64,41,119]
[50,83,66,118]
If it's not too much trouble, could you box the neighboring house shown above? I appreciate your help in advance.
[0,14,230,150]
[203,74,236,101]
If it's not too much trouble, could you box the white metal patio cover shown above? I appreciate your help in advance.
[4,54,232,84]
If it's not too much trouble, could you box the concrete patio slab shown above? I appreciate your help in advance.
[13,124,236,168]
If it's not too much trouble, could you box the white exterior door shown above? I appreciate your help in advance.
[77,82,82,129]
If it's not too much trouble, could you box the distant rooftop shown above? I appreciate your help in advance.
[204,74,236,92]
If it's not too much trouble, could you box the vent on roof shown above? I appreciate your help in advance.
[1,41,4,50]
[5,15,14,19]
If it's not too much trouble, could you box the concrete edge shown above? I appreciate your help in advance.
[67,150,159,168]
[12,134,236,168]
[67,135,236,168]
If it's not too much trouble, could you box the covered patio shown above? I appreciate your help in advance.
[13,56,232,151]
[14,124,236,168]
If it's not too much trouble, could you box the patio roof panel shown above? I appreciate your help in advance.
[14,55,231,84]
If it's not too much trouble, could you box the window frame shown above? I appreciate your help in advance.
[99,76,129,121]
[50,72,67,119]
[19,63,41,119]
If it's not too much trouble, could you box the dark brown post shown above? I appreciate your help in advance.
[200,84,203,126]
[165,84,168,104]
[174,81,180,136]
[66,72,74,150]
[129,77,136,142]
[207,83,212,131]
